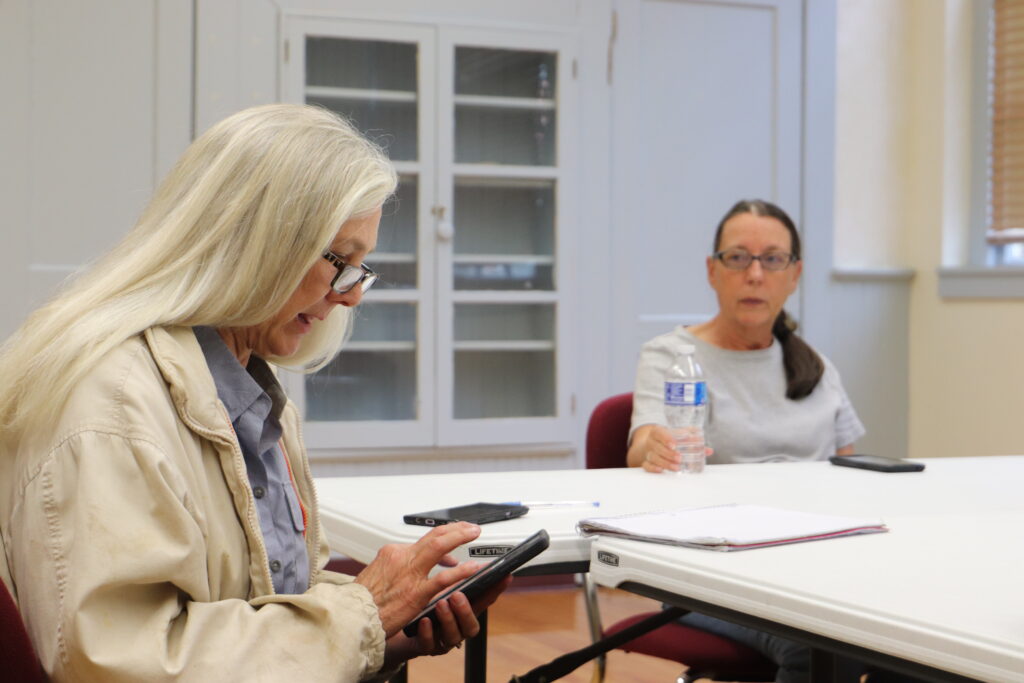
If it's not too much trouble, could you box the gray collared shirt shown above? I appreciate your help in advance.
[194,326,309,594]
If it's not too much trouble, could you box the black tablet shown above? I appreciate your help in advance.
[403,502,529,527]
[402,528,550,637]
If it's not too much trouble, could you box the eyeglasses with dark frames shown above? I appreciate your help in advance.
[322,251,379,294]
[713,248,797,272]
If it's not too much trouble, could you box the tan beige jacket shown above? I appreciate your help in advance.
[0,327,387,682]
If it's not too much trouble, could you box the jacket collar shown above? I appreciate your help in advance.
[143,326,235,440]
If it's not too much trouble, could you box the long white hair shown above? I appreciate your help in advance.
[0,103,397,439]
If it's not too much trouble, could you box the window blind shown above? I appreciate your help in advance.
[991,0,1024,243]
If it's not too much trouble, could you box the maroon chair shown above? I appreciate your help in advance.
[583,392,776,683]
[0,579,47,683]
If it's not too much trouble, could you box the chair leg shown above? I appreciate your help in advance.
[580,573,606,683]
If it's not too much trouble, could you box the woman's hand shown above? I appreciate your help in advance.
[379,569,512,668]
[354,521,485,638]
[627,424,680,472]
[627,424,713,472]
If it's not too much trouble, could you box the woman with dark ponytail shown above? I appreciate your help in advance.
[628,198,863,469]
[625,199,865,683]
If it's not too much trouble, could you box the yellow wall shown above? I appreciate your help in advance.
[837,0,1024,459]
[835,0,915,268]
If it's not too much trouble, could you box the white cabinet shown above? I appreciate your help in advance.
[280,15,579,453]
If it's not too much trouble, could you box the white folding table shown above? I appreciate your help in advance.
[587,457,1024,683]
[315,457,1024,682]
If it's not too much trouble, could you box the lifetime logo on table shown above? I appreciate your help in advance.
[596,550,620,567]
[469,545,514,557]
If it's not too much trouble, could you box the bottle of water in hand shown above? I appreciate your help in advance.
[664,345,708,474]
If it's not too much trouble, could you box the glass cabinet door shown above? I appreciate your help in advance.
[304,37,419,161]
[452,47,558,167]
[283,18,575,452]
[283,20,436,449]
[451,178,557,421]
[437,30,574,446]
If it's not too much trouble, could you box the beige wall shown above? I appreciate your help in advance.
[837,0,1024,459]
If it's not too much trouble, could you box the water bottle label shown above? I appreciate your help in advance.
[664,381,707,406]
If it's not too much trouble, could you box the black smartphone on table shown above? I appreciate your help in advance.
[402,528,550,636]
[403,502,529,527]
[829,454,925,473]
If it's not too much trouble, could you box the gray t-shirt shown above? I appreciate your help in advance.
[630,326,865,464]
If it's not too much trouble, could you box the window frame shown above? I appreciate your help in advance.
[968,0,992,268]
[937,0,1024,297]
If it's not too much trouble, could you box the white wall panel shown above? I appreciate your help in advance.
[0,0,193,339]
[28,1,158,268]
[0,0,33,340]
[827,271,913,458]
[194,0,279,135]
[609,0,803,392]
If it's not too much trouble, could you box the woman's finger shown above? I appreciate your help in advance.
[407,523,481,573]
[434,597,467,650]
[643,451,664,473]
[355,523,483,636]
[413,615,438,654]
[436,553,459,567]
[426,560,480,594]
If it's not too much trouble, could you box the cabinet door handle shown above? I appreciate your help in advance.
[437,220,454,242]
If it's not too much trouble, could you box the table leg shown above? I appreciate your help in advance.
[464,608,488,683]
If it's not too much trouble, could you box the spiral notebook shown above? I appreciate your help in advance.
[577,503,888,551]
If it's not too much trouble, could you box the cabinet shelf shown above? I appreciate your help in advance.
[344,340,555,352]
[453,163,558,179]
[454,340,554,352]
[306,85,417,103]
[453,94,555,111]
[362,289,421,303]
[452,254,554,265]
[393,161,422,175]
[372,252,417,264]
[455,176,554,189]
[451,291,559,303]
[343,341,417,352]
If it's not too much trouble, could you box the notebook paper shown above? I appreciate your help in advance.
[577,503,888,551]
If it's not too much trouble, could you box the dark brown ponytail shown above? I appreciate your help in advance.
[714,199,823,399]
[772,309,824,399]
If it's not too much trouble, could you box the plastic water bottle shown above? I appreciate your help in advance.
[663,345,708,474]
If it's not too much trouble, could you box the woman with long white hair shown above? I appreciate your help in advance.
[0,103,506,682]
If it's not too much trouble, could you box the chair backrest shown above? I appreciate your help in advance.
[0,578,46,682]
[585,393,634,469]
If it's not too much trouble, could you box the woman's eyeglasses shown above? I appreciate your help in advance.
[713,248,797,272]
[322,251,379,294]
